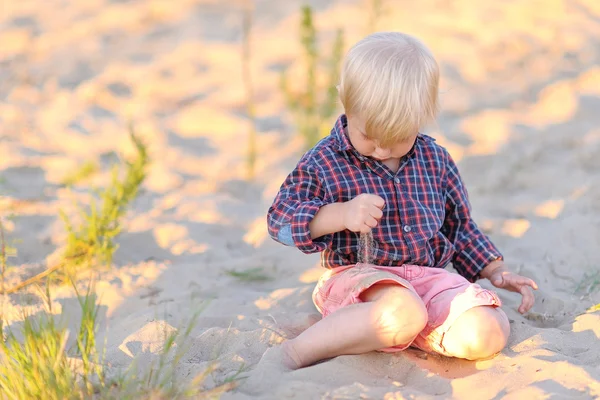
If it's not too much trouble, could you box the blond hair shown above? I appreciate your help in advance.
[338,32,439,147]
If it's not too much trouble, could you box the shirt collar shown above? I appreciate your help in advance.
[331,113,435,157]
[332,114,354,151]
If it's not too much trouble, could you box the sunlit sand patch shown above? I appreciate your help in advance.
[522,80,578,128]
[93,280,125,318]
[178,179,219,196]
[153,223,189,250]
[505,386,554,399]
[299,265,324,284]
[582,129,600,145]
[479,219,495,234]
[571,312,600,339]
[534,199,565,219]
[520,360,600,397]
[0,103,22,126]
[569,185,589,201]
[579,0,600,15]
[254,288,296,311]
[175,203,223,225]
[172,104,245,138]
[501,219,530,238]
[136,74,198,106]
[511,337,552,354]
[118,320,178,358]
[429,132,465,163]
[461,110,512,156]
[38,156,83,184]
[7,85,43,106]
[0,145,26,170]
[0,218,16,232]
[0,29,31,60]
[145,164,183,193]
[171,239,208,256]
[256,133,305,173]
[438,84,472,115]
[37,92,81,137]
[243,217,269,247]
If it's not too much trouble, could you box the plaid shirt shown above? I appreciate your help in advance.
[267,114,502,282]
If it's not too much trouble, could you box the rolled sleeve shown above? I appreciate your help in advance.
[289,198,333,253]
[442,151,503,282]
[267,159,332,254]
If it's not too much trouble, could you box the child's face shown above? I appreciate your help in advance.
[346,114,417,161]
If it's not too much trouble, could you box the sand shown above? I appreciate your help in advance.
[1,0,599,398]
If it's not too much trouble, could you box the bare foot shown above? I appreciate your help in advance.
[241,342,301,395]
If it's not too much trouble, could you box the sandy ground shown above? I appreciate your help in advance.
[1,0,600,398]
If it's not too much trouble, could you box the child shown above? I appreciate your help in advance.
[266,32,538,369]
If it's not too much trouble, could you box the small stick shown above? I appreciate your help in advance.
[0,251,86,294]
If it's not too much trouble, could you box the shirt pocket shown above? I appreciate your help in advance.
[412,192,446,246]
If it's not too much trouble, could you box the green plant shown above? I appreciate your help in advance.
[100,304,240,399]
[574,269,600,295]
[61,160,99,187]
[0,218,17,296]
[0,277,236,399]
[281,5,344,150]
[366,0,384,33]
[225,267,272,282]
[242,0,257,180]
[0,128,149,294]
[59,128,149,278]
[0,278,103,400]
[575,269,600,314]
[0,131,237,398]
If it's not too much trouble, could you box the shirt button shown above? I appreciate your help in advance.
[394,177,400,183]
[403,225,412,233]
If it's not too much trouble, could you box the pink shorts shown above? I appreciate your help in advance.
[312,263,502,356]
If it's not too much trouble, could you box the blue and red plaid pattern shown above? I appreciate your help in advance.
[267,114,502,282]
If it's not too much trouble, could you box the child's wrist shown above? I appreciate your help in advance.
[480,259,506,279]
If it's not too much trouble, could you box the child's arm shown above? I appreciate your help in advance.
[309,194,385,238]
[267,158,384,253]
[307,203,346,239]
[440,150,503,282]
[267,159,329,253]
[441,151,538,313]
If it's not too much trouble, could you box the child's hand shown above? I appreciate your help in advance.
[343,194,385,233]
[486,263,539,314]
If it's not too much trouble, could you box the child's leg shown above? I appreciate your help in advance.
[437,306,510,360]
[283,283,427,369]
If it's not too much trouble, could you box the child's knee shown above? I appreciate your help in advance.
[369,287,428,346]
[444,306,509,360]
